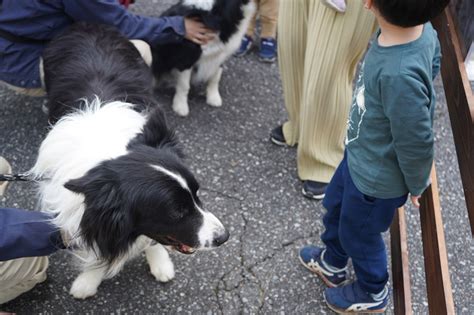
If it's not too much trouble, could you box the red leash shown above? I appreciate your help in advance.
[119,0,135,9]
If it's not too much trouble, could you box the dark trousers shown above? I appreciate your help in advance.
[321,155,407,294]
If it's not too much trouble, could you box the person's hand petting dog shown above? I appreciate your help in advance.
[184,17,216,45]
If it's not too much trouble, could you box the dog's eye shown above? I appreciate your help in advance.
[169,209,186,221]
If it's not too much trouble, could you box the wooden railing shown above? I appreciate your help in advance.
[390,4,473,314]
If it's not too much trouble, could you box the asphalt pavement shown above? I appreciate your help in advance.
[1,1,472,313]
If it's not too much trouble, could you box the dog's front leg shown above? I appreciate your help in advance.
[145,243,175,282]
[172,69,192,116]
[70,264,107,299]
[206,67,223,107]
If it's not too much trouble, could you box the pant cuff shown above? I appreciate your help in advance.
[323,247,348,269]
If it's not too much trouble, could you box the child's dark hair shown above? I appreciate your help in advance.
[372,0,450,27]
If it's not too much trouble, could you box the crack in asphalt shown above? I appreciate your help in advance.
[200,186,245,202]
[207,187,318,314]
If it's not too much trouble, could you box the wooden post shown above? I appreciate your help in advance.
[419,166,455,314]
[432,9,474,235]
[390,207,413,315]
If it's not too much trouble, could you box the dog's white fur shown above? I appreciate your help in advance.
[172,0,256,116]
[31,98,225,299]
[183,0,215,11]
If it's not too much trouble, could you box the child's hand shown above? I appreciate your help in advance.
[410,195,421,208]
[184,17,216,45]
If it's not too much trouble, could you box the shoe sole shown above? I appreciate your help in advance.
[259,56,276,63]
[270,136,288,147]
[234,51,250,57]
[302,188,325,200]
[234,43,253,57]
[298,255,342,288]
[324,294,387,314]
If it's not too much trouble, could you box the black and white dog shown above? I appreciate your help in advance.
[32,22,229,299]
[152,0,255,116]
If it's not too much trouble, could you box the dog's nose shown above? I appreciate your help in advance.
[213,229,230,247]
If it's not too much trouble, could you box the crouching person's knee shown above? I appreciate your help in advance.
[0,256,49,304]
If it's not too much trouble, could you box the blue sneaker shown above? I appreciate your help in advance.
[324,282,389,314]
[299,246,348,287]
[234,35,253,57]
[259,38,277,63]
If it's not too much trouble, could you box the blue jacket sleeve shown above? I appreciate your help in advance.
[62,0,186,45]
[0,208,65,261]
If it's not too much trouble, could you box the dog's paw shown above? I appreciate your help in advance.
[150,259,175,283]
[206,92,222,107]
[70,276,99,299]
[172,100,190,116]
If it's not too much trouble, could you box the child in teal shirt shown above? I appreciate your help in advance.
[298,0,449,313]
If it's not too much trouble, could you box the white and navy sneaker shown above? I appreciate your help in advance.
[324,282,390,314]
[302,180,327,200]
[270,125,287,146]
[299,246,348,287]
[259,38,277,63]
[235,35,253,57]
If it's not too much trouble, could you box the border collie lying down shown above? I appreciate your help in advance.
[32,22,229,299]
[152,0,255,116]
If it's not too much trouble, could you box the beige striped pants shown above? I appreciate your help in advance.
[0,257,49,304]
[278,0,376,183]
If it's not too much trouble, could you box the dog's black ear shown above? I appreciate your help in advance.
[129,107,185,158]
[64,165,134,263]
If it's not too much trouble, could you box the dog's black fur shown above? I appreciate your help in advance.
[41,22,226,264]
[43,22,154,123]
[151,0,250,76]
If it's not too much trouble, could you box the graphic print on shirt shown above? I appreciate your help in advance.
[346,62,366,145]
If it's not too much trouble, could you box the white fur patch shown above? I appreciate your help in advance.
[183,0,215,11]
[196,205,226,248]
[31,98,147,247]
[69,265,107,299]
[172,69,192,116]
[150,164,189,191]
[145,244,175,282]
[193,1,256,84]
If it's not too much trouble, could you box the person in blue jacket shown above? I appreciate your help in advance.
[0,207,64,304]
[0,156,67,304]
[0,0,215,96]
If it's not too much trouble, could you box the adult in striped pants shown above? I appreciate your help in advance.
[271,0,377,199]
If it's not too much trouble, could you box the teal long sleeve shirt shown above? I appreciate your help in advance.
[346,23,441,198]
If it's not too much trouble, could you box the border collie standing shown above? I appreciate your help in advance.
[32,22,229,299]
[152,0,255,116]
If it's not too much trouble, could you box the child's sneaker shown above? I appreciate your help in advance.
[259,38,277,63]
[299,246,348,287]
[324,282,389,314]
[321,0,346,13]
[235,35,253,57]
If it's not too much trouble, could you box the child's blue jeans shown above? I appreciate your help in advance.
[321,154,407,294]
